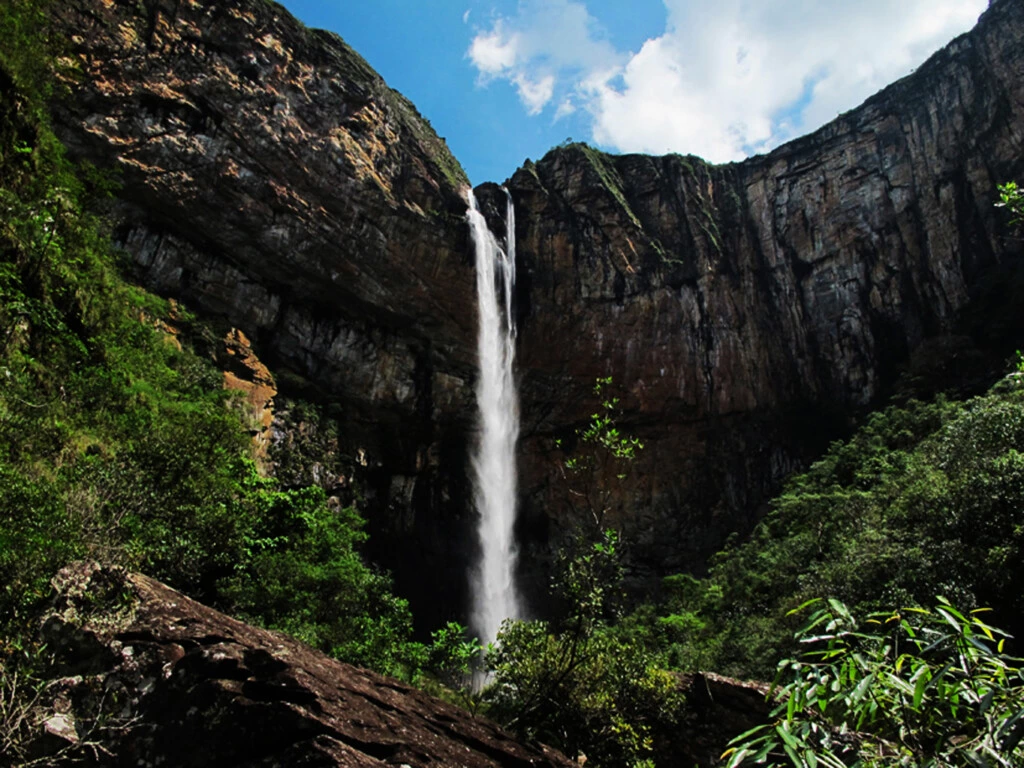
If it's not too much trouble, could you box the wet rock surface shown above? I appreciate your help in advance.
[34,562,575,767]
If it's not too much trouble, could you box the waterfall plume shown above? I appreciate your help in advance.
[466,188,522,651]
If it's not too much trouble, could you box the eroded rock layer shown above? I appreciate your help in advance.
[54,0,480,625]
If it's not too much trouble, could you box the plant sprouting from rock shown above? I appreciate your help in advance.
[556,377,644,529]
[996,181,1024,229]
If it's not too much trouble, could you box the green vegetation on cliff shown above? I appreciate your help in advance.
[481,381,684,768]
[621,375,1024,681]
[0,0,423,678]
[478,368,1024,766]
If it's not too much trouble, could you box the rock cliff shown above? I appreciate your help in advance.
[493,0,1024,587]
[53,0,480,626]
[51,0,1024,617]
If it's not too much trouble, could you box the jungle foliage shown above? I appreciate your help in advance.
[484,529,685,768]
[725,598,1024,768]
[0,0,431,680]
[484,363,1024,766]
[621,382,1024,681]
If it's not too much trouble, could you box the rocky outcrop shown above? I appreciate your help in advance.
[50,0,1024,616]
[219,327,278,464]
[667,673,773,768]
[30,562,575,767]
[497,0,1024,585]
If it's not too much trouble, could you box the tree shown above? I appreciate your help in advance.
[555,376,644,530]
[483,380,681,768]
[484,530,682,768]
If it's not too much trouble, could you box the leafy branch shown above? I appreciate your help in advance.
[556,377,644,528]
[723,598,1024,768]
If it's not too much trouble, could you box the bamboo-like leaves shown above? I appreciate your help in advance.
[725,599,1024,767]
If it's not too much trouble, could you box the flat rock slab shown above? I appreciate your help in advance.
[39,562,574,768]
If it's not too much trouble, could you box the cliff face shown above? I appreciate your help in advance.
[54,0,480,624]
[52,0,1024,616]
[500,0,1024,584]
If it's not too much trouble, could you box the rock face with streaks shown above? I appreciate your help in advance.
[53,0,480,625]
[496,0,1024,587]
[52,0,1024,615]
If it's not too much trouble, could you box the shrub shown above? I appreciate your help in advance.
[724,598,1024,768]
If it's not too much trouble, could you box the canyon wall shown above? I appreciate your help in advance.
[54,0,480,624]
[54,0,1024,621]
[500,0,1024,592]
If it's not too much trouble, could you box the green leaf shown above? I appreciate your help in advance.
[776,722,800,750]
[851,675,876,708]
[788,597,823,616]
[980,690,995,716]
[728,724,772,746]
[781,742,801,767]
[935,607,963,633]
[913,669,930,709]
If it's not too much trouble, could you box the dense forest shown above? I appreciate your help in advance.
[2,1,1024,766]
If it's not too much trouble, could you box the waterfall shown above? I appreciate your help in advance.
[466,188,522,652]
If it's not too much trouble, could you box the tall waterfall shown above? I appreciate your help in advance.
[466,188,522,651]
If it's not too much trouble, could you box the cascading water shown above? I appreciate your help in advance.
[466,188,522,653]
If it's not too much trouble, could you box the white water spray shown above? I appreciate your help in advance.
[466,188,522,651]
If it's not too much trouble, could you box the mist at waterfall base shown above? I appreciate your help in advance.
[466,189,523,655]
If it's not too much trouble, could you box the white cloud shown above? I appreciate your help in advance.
[468,23,520,76]
[514,73,556,114]
[554,98,576,121]
[467,0,989,162]
[466,0,622,110]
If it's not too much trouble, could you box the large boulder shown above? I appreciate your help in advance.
[30,562,574,767]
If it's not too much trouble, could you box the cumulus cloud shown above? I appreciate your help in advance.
[468,23,520,75]
[466,0,623,114]
[554,98,577,121]
[467,0,988,161]
[514,73,556,114]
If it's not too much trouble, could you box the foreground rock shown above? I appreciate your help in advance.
[33,562,574,767]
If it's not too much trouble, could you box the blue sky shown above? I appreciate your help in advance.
[277,0,987,186]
